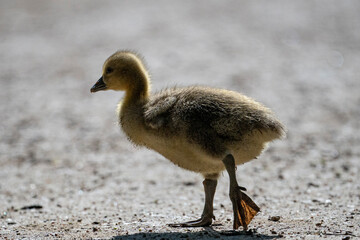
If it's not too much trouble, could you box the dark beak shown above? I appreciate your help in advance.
[91,76,107,93]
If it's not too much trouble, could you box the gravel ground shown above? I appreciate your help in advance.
[0,1,359,239]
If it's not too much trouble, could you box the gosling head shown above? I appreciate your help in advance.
[90,51,149,93]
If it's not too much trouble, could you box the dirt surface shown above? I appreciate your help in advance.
[1,1,359,239]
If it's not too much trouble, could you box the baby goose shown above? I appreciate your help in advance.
[91,51,285,230]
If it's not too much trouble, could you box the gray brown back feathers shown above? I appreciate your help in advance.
[144,86,285,156]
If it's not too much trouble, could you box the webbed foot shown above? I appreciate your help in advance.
[231,186,260,230]
[168,214,214,227]
[168,178,217,228]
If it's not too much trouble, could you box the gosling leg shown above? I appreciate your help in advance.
[168,178,217,227]
[222,154,260,231]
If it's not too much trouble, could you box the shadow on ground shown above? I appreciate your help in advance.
[112,227,282,240]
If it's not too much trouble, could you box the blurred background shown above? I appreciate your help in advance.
[1,1,359,239]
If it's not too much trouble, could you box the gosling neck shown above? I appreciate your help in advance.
[123,71,150,106]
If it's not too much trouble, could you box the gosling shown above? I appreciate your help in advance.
[91,51,286,230]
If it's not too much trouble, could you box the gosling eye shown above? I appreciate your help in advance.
[105,67,114,74]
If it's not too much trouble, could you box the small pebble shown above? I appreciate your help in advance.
[7,218,16,225]
[20,205,43,210]
[268,216,281,222]
[183,181,196,186]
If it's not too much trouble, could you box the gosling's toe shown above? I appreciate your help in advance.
[168,214,214,228]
